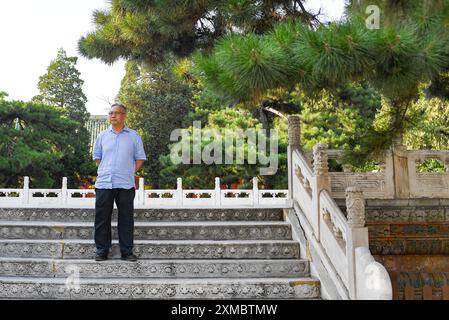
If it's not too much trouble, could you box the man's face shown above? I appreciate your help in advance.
[108,106,126,126]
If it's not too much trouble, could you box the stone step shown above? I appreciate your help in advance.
[0,277,320,299]
[0,208,284,222]
[0,258,310,278]
[0,240,300,259]
[0,221,292,240]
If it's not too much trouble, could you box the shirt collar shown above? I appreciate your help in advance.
[108,125,130,133]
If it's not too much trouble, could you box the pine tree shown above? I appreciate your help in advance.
[34,49,89,125]
[32,49,94,187]
[117,58,192,188]
[0,97,95,188]
[193,3,449,146]
[78,0,320,65]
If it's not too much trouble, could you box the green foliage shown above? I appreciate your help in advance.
[29,49,94,187]
[295,85,381,150]
[416,159,447,173]
[117,58,192,188]
[33,49,89,125]
[78,0,320,65]
[404,95,449,150]
[77,0,449,189]
[196,15,449,102]
[0,98,95,188]
[194,33,292,103]
[158,107,288,189]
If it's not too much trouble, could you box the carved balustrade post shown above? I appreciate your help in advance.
[288,115,300,149]
[252,177,259,207]
[22,176,30,205]
[176,178,183,207]
[345,186,369,300]
[391,139,410,199]
[139,177,145,206]
[61,177,67,206]
[346,186,365,228]
[312,144,331,241]
[287,115,301,206]
[215,177,221,207]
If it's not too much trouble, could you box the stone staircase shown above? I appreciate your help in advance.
[0,208,320,299]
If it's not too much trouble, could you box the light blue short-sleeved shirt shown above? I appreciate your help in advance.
[93,126,147,189]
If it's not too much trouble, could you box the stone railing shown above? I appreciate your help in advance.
[306,147,449,200]
[287,115,392,300]
[0,177,290,209]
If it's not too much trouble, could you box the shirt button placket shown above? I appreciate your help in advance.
[112,133,119,187]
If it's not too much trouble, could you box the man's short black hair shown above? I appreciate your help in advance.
[111,103,127,114]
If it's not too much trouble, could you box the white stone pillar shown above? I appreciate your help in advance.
[176,178,183,208]
[312,143,330,241]
[22,176,30,205]
[215,177,221,207]
[139,178,145,206]
[61,177,67,206]
[345,186,369,300]
[287,116,300,206]
[252,177,259,207]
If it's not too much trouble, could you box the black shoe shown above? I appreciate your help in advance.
[95,254,108,261]
[121,253,137,262]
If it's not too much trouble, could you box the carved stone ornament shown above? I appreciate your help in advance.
[345,186,365,228]
[288,116,301,147]
[313,144,329,176]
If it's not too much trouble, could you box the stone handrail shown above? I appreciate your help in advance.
[288,115,392,300]
[406,150,449,198]
[304,147,449,199]
[0,177,291,209]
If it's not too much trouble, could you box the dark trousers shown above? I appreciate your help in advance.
[95,188,135,256]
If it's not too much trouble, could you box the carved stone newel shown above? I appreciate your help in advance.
[345,186,365,228]
[313,144,328,176]
[287,115,300,148]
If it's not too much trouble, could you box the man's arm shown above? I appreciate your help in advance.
[135,160,144,173]
[134,133,147,174]
[93,133,102,166]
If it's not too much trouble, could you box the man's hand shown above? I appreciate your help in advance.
[135,160,144,173]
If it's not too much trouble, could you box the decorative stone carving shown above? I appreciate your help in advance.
[294,165,303,179]
[0,208,282,222]
[0,240,300,259]
[0,223,291,241]
[313,144,329,176]
[0,280,320,299]
[288,115,301,148]
[346,186,366,228]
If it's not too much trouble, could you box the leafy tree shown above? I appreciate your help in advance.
[297,85,382,151]
[159,106,288,189]
[31,49,94,187]
[33,49,89,125]
[193,2,449,149]
[117,58,192,188]
[0,97,95,188]
[78,0,320,65]
[403,94,449,150]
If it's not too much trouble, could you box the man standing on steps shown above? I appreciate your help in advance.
[92,103,147,262]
